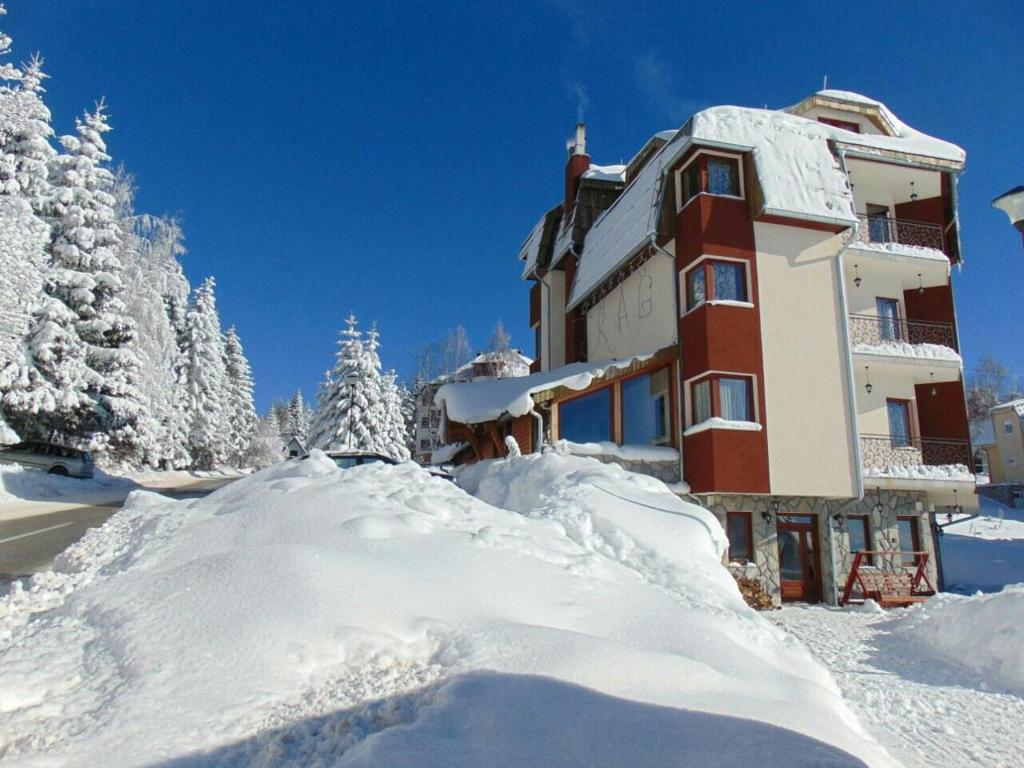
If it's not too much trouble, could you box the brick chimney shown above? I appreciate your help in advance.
[564,123,590,213]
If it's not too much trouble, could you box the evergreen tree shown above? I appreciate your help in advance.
[183,277,229,468]
[223,325,257,464]
[286,389,311,444]
[381,371,411,460]
[309,314,376,451]
[245,413,284,469]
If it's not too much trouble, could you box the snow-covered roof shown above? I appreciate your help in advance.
[518,212,548,279]
[565,92,965,309]
[992,398,1024,419]
[436,354,651,424]
[581,164,626,182]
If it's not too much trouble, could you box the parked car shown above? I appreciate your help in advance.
[0,441,95,478]
[318,450,400,470]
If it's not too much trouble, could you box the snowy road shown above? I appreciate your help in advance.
[0,476,237,583]
[774,605,1024,768]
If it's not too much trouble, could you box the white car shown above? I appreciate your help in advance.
[0,441,96,478]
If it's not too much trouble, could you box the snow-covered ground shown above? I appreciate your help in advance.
[941,496,1024,592]
[0,452,894,767]
[775,601,1024,768]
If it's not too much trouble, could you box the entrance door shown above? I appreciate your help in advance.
[777,515,822,603]
[866,203,891,243]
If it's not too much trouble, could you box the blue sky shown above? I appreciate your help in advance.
[8,1,1023,410]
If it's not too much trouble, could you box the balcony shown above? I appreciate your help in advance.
[849,314,956,353]
[860,434,971,477]
[852,214,944,253]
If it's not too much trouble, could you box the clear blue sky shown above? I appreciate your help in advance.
[8,0,1023,410]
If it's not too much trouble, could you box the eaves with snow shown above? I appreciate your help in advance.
[519,90,966,310]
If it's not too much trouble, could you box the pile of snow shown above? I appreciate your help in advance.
[0,463,137,508]
[684,417,764,437]
[582,163,626,182]
[849,239,948,261]
[429,441,468,465]
[556,439,679,462]
[435,354,651,424]
[893,586,1024,696]
[852,342,961,362]
[0,452,891,766]
[863,463,973,481]
[941,496,1024,593]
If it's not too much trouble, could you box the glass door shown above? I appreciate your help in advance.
[866,203,891,243]
[876,298,902,342]
[776,515,822,603]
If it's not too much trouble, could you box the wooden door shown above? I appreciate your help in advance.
[777,515,822,603]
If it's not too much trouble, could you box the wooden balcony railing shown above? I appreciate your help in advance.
[849,314,956,350]
[853,214,945,251]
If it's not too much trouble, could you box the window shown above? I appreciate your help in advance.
[1005,421,1014,435]
[559,387,612,443]
[876,298,902,342]
[866,203,891,243]
[847,515,872,564]
[690,375,755,425]
[817,117,861,133]
[685,259,748,311]
[726,512,753,562]
[421,417,430,427]
[707,158,739,196]
[896,516,921,566]
[887,400,913,447]
[419,439,431,450]
[678,154,742,207]
[621,369,670,446]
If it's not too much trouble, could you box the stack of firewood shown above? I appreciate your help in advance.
[734,577,775,610]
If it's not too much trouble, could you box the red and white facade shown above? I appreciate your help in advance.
[439,91,976,605]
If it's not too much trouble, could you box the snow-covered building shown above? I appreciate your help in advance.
[413,348,531,464]
[975,399,1024,508]
[439,90,978,606]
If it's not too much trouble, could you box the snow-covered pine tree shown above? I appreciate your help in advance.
[223,326,257,465]
[489,319,510,352]
[381,370,411,460]
[39,102,152,461]
[309,314,376,451]
[0,34,53,443]
[183,277,230,469]
[286,389,311,445]
[363,324,387,451]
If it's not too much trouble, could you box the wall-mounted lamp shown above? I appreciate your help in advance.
[832,512,845,527]
[929,372,937,397]
[910,180,918,202]
[762,500,779,524]
[917,273,924,295]
[853,263,862,288]
[864,366,873,394]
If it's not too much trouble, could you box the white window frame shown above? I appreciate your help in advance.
[679,254,755,317]
[674,150,746,214]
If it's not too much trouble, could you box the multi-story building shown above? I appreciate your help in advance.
[974,398,1024,508]
[413,349,531,464]
[438,90,977,605]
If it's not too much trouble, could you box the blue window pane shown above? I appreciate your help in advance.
[687,267,706,310]
[559,388,611,443]
[712,262,746,302]
[622,373,669,446]
[707,159,739,196]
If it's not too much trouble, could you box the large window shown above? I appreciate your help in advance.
[679,154,742,207]
[726,512,753,563]
[559,387,612,443]
[685,259,748,311]
[876,298,902,342]
[690,375,754,425]
[621,369,670,446]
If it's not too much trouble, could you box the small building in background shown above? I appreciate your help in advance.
[976,399,1024,509]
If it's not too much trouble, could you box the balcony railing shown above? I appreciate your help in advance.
[852,214,944,252]
[849,314,956,350]
[860,434,970,471]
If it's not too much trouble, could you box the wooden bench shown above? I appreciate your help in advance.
[840,552,935,607]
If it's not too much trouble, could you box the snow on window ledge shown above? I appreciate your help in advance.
[707,299,754,309]
[556,440,680,462]
[683,418,763,437]
[850,240,949,262]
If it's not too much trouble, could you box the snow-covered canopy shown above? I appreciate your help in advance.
[581,163,626,182]
[565,91,965,309]
[436,354,651,424]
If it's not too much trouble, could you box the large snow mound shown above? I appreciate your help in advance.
[893,586,1024,696]
[0,452,890,766]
